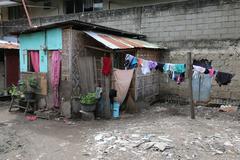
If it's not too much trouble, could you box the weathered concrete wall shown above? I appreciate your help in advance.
[61,28,72,101]
[158,43,240,105]
[3,0,240,103]
[4,0,240,43]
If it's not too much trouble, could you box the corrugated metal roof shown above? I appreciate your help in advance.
[0,40,19,49]
[13,20,145,39]
[84,31,165,50]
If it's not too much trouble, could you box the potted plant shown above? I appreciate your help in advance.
[9,85,24,99]
[80,92,97,112]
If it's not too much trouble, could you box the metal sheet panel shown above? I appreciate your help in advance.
[84,31,163,50]
[0,40,19,49]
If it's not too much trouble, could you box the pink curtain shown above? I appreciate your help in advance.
[51,51,61,108]
[30,51,40,72]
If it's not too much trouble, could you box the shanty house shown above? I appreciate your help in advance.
[16,20,165,116]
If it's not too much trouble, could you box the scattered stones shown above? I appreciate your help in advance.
[219,105,238,112]
[95,134,104,141]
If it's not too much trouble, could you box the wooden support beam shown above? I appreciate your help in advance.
[187,52,195,119]
[21,0,32,28]
[85,45,112,53]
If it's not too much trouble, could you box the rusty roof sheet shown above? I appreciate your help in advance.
[0,40,19,49]
[84,31,166,50]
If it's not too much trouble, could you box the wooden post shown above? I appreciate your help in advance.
[187,52,195,119]
[21,0,33,28]
[103,53,114,119]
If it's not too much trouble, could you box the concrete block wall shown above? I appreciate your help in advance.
[4,0,240,44]
[3,0,240,103]
[160,44,240,105]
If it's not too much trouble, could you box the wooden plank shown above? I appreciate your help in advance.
[85,45,112,53]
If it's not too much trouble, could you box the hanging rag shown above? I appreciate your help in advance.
[102,56,112,76]
[208,68,215,77]
[124,54,137,69]
[30,51,40,72]
[130,57,138,69]
[96,87,103,99]
[112,69,134,104]
[174,64,186,73]
[138,58,143,66]
[148,61,158,70]
[163,63,171,73]
[193,65,206,78]
[51,51,61,108]
[155,63,164,72]
[215,71,234,86]
[141,60,150,75]
[174,72,185,85]
[193,59,212,69]
[193,65,206,73]
[163,63,186,84]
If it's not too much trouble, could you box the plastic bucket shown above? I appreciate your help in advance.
[112,102,120,118]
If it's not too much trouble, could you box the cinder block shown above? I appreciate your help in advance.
[222,21,236,28]
[203,29,216,35]
[185,24,196,30]
[208,23,221,29]
[197,24,209,29]
[215,16,228,22]
[208,11,222,18]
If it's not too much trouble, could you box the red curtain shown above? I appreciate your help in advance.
[30,51,40,72]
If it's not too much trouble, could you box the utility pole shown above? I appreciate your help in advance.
[21,0,32,28]
[187,52,195,119]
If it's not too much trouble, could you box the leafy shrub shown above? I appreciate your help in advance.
[80,93,97,105]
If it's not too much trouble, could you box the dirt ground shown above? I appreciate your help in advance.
[0,101,240,160]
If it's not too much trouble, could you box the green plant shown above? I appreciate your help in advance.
[28,76,38,89]
[80,92,97,105]
[18,80,26,92]
[9,85,22,97]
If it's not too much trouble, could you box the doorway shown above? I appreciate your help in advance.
[5,49,19,87]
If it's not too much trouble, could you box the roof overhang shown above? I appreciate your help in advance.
[0,39,19,49]
[0,0,20,7]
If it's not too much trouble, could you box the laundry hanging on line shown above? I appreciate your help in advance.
[124,54,186,84]
[192,59,234,86]
[215,71,234,86]
[102,56,112,76]
[123,55,234,86]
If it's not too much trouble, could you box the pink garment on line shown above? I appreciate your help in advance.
[112,68,134,105]
[51,51,61,108]
[208,68,215,77]
[30,51,40,72]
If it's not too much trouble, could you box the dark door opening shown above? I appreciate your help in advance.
[5,50,19,87]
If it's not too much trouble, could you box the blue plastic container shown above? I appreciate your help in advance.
[112,102,120,118]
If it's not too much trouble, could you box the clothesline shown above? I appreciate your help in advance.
[124,54,234,86]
